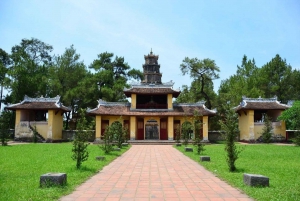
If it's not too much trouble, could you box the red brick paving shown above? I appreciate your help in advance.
[60,145,253,201]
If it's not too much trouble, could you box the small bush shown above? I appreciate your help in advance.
[294,131,300,146]
[181,121,192,146]
[175,124,181,143]
[101,127,114,154]
[32,125,39,143]
[261,115,272,143]
[193,136,205,155]
[0,110,12,146]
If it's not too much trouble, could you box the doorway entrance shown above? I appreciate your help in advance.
[145,119,159,140]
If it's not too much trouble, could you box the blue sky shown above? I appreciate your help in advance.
[1,0,299,92]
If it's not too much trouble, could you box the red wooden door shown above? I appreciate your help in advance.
[160,119,168,140]
[101,120,109,139]
[137,120,144,140]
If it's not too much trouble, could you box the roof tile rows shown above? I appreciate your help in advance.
[235,96,290,111]
[5,95,71,112]
[88,102,216,117]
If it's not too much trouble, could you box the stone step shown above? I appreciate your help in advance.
[128,140,176,145]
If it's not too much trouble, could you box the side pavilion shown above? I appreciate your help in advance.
[88,51,216,142]
[235,96,290,141]
[6,95,70,142]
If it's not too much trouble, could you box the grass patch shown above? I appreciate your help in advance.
[0,143,130,201]
[175,144,300,201]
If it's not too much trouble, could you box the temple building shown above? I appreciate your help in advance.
[6,95,70,142]
[235,96,290,141]
[88,51,216,142]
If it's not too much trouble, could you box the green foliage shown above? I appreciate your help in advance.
[111,118,126,148]
[294,131,300,146]
[32,125,39,143]
[278,101,300,130]
[49,45,88,129]
[180,57,220,109]
[259,54,294,103]
[261,114,272,143]
[101,126,114,154]
[71,109,90,169]
[0,110,12,146]
[219,104,242,172]
[100,117,128,153]
[0,48,11,110]
[175,124,181,143]
[90,52,143,102]
[6,38,53,103]
[218,55,261,108]
[193,136,205,155]
[192,112,205,154]
[181,120,192,146]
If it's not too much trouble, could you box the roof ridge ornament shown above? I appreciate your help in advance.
[242,96,278,102]
[23,95,61,103]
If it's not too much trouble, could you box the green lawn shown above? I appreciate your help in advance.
[175,143,300,201]
[0,143,130,201]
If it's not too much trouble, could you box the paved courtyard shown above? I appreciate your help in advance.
[60,145,253,201]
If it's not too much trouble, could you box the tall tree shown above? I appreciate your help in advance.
[90,52,143,102]
[218,55,261,108]
[6,38,53,104]
[176,78,217,105]
[48,45,87,129]
[0,48,12,110]
[180,57,220,109]
[258,54,293,103]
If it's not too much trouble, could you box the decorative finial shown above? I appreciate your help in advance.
[150,48,153,55]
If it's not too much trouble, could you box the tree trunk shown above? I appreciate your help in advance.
[200,75,212,109]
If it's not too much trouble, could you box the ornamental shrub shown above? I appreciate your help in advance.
[71,109,91,169]
[219,104,243,172]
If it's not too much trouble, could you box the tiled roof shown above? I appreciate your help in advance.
[124,84,181,97]
[235,96,290,111]
[5,95,71,112]
[87,100,216,116]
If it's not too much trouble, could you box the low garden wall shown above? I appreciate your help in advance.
[208,131,225,142]
[62,130,95,142]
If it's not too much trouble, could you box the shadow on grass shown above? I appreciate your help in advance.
[232,168,246,173]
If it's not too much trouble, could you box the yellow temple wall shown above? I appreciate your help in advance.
[47,110,64,140]
[238,111,250,141]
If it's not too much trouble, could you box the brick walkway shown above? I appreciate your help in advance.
[60,145,253,201]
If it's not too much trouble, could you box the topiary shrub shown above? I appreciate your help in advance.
[261,114,272,143]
